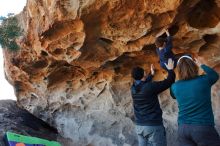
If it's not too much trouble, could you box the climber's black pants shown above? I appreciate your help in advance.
[178,124,220,146]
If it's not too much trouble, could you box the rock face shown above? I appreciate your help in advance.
[0,100,71,146]
[2,0,220,145]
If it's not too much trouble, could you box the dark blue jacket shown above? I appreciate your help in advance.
[171,65,219,125]
[131,70,175,126]
[156,36,175,69]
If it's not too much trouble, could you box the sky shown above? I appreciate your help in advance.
[0,0,27,100]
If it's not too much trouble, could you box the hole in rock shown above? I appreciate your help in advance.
[92,71,98,76]
[187,0,220,28]
[63,62,72,67]
[99,37,113,44]
[142,44,157,55]
[32,60,48,69]
[114,66,121,73]
[143,44,156,50]
[11,58,20,66]
[53,48,65,55]
[48,60,64,68]
[203,34,218,44]
[168,24,179,36]
[126,40,136,45]
[41,50,48,56]
[182,36,189,40]
[198,44,210,55]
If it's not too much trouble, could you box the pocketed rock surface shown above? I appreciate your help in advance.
[2,0,220,145]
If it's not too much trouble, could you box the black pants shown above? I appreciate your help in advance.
[178,124,220,146]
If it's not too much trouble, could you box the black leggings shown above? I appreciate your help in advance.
[178,124,220,146]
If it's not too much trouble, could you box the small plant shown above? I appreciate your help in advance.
[0,16,6,20]
[0,16,22,51]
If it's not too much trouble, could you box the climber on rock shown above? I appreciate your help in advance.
[155,28,177,71]
[131,58,175,146]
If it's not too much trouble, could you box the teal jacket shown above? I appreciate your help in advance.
[170,65,219,125]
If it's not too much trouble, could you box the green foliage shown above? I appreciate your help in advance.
[0,16,6,20]
[0,16,22,51]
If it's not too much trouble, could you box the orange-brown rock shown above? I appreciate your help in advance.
[2,0,220,145]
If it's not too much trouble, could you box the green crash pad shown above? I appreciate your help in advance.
[5,132,61,146]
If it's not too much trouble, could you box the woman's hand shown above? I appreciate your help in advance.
[195,57,203,67]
